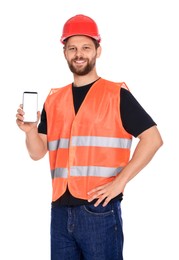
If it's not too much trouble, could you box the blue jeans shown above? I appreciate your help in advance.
[51,200,123,260]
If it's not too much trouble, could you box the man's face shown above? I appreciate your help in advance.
[63,35,101,76]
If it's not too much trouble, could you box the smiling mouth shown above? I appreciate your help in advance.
[74,59,86,65]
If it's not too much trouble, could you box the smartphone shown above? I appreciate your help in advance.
[22,91,38,122]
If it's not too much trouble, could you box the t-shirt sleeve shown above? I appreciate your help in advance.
[38,105,47,134]
[120,88,156,137]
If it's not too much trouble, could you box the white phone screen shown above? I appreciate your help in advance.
[23,91,38,122]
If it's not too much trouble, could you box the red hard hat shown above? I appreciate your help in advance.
[60,14,101,44]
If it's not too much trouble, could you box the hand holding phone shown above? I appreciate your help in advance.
[22,91,38,122]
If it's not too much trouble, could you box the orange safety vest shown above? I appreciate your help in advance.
[45,78,132,201]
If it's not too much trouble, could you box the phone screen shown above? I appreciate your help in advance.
[23,91,38,122]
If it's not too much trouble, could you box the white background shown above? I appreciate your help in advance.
[0,0,178,259]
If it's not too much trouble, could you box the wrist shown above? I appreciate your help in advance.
[26,126,38,137]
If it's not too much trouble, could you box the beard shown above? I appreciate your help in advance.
[67,55,96,76]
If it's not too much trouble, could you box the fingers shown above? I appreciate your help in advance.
[37,111,41,121]
[89,192,112,207]
[87,185,106,202]
[16,105,24,126]
[88,185,112,207]
[87,181,123,207]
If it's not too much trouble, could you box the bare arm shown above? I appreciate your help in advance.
[88,125,163,206]
[25,129,47,160]
[16,105,47,160]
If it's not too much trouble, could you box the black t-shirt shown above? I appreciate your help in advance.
[38,81,156,206]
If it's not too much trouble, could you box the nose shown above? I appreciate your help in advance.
[75,48,84,58]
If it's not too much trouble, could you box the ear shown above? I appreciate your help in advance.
[63,45,68,60]
[63,48,67,59]
[96,46,102,58]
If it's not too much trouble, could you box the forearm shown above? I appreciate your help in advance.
[116,126,163,187]
[25,127,47,160]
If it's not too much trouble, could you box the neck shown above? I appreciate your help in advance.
[73,71,100,87]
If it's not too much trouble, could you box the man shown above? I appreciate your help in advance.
[16,14,163,260]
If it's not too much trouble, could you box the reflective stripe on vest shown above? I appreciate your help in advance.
[48,136,132,151]
[48,138,69,150]
[51,166,123,179]
[49,136,131,179]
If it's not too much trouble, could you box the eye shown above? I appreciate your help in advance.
[83,46,91,51]
[67,46,77,52]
